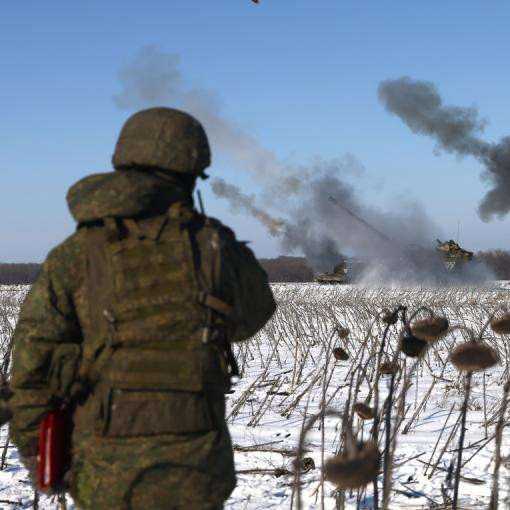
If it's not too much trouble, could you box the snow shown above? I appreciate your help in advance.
[2,283,510,509]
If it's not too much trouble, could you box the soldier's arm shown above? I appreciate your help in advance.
[9,244,82,457]
[220,231,276,342]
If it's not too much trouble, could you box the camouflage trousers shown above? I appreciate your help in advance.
[69,428,235,510]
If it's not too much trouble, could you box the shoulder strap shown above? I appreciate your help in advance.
[189,215,240,381]
[197,291,234,319]
[78,225,121,391]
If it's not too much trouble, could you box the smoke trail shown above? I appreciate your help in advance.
[112,47,492,283]
[211,178,286,236]
[378,77,510,221]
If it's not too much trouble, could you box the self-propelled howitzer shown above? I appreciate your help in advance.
[435,239,474,271]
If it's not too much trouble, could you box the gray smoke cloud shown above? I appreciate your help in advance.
[378,77,510,221]
[112,47,492,283]
[114,45,286,182]
[113,47,182,110]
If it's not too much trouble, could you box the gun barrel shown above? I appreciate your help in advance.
[328,196,392,243]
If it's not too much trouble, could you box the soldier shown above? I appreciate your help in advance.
[8,107,276,509]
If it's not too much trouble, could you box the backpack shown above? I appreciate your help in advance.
[73,202,234,437]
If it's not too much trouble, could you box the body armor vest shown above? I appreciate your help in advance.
[74,202,231,437]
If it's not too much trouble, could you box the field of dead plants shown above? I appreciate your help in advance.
[227,283,510,509]
[2,283,510,509]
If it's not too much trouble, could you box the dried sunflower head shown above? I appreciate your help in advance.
[379,361,399,375]
[381,309,399,325]
[490,314,510,335]
[450,341,499,372]
[411,317,449,342]
[333,347,349,361]
[0,383,12,427]
[323,441,381,489]
[0,402,11,427]
[0,383,12,401]
[400,333,427,358]
[292,456,316,473]
[336,327,350,339]
[353,402,374,420]
[300,457,315,473]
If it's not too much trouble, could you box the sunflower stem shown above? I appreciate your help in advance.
[452,371,472,509]
[489,381,510,510]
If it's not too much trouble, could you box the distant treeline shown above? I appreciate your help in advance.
[0,258,314,284]
[3,250,510,284]
[0,263,42,284]
[258,256,314,282]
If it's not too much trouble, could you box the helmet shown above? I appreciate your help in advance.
[112,107,210,177]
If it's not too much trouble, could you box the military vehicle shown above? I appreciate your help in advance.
[316,261,348,284]
[316,197,476,284]
[435,239,474,271]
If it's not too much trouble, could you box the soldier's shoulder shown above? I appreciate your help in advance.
[44,229,87,286]
[198,214,239,243]
[47,229,86,263]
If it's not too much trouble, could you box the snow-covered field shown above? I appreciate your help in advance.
[2,283,510,509]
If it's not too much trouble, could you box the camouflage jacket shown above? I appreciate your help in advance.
[9,170,276,457]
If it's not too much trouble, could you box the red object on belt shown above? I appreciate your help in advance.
[37,410,67,491]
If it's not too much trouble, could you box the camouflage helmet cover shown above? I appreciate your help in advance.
[112,107,211,177]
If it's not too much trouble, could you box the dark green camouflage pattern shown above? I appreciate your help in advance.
[9,170,276,509]
[70,427,234,509]
[112,108,211,177]
[67,171,163,223]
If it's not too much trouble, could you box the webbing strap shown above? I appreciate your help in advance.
[101,348,208,392]
[122,217,169,241]
[123,218,144,239]
[82,308,120,388]
[168,201,194,224]
[198,291,235,319]
[103,217,119,239]
[149,215,168,240]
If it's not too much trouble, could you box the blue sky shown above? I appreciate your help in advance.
[2,1,510,262]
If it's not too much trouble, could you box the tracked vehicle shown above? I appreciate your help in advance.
[315,262,348,284]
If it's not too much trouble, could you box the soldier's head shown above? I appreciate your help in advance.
[112,107,210,189]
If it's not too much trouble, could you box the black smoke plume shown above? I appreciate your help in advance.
[378,77,510,221]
